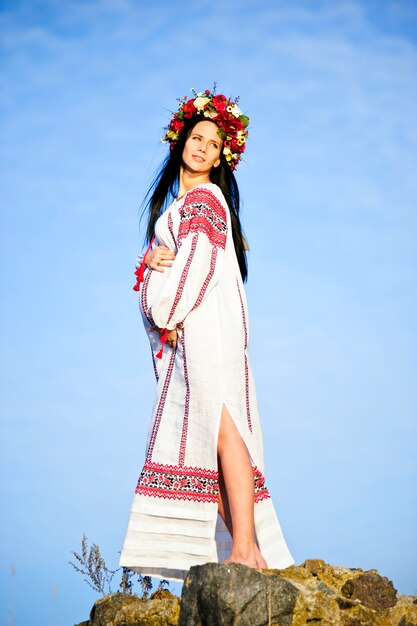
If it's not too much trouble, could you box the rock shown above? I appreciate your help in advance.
[179,561,417,626]
[76,561,417,626]
[279,560,416,626]
[79,590,180,626]
[179,562,298,626]
[341,572,397,610]
[304,558,326,576]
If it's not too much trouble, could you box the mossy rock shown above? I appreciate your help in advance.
[80,591,180,626]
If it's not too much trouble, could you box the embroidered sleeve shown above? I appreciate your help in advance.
[177,187,227,248]
[151,187,227,331]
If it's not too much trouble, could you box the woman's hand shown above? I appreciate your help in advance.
[148,327,178,351]
[145,245,176,272]
[166,328,178,350]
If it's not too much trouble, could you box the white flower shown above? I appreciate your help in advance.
[194,96,210,111]
[203,109,217,119]
[227,104,242,118]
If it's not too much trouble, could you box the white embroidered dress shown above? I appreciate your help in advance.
[119,183,294,581]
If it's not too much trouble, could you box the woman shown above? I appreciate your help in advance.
[119,89,294,581]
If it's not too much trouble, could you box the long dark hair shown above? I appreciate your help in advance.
[142,117,248,282]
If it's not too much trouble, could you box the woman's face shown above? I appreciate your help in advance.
[181,120,222,175]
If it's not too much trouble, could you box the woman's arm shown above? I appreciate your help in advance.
[150,187,228,331]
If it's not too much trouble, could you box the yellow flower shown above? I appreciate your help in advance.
[166,130,179,141]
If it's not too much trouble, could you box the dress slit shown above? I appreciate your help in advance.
[214,401,261,561]
[220,401,256,467]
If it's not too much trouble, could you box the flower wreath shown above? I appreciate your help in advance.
[162,87,250,171]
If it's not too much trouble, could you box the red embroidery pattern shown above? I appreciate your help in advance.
[178,188,227,249]
[253,467,271,503]
[168,211,175,244]
[191,246,218,312]
[178,327,190,466]
[136,461,219,503]
[150,344,159,383]
[166,233,198,326]
[236,278,252,433]
[135,462,270,504]
[146,350,176,462]
[140,268,155,327]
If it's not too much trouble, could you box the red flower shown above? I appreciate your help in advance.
[221,117,244,136]
[170,117,184,132]
[212,94,226,110]
[182,98,197,119]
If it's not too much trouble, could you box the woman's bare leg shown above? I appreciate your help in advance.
[218,455,266,568]
[218,457,233,534]
[217,404,267,568]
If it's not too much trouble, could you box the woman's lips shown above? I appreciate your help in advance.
[192,155,205,162]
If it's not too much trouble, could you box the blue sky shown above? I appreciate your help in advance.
[1,0,416,624]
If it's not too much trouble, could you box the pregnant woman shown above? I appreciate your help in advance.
[119,88,294,581]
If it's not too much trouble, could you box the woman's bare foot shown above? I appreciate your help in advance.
[254,543,267,569]
[223,543,267,569]
[224,551,257,568]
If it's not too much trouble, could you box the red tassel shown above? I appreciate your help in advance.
[133,264,145,291]
[133,236,155,291]
[156,327,168,359]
